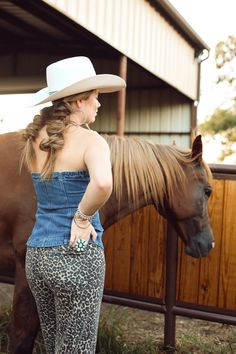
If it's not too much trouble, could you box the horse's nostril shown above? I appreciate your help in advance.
[212,241,215,249]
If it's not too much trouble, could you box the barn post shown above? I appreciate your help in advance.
[116,55,127,136]
[163,223,178,353]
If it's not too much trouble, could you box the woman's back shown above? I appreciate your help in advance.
[28,170,104,248]
[31,125,93,173]
[28,124,110,249]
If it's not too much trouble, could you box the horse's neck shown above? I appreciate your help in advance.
[100,191,152,230]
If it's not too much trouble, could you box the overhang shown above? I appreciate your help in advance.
[0,0,168,93]
[152,0,210,52]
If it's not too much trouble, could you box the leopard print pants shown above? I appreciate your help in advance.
[26,243,105,354]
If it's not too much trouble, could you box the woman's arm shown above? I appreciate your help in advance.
[79,132,113,214]
[70,132,112,247]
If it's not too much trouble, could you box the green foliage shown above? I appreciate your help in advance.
[215,35,236,103]
[199,108,236,136]
[215,36,236,69]
[199,35,236,161]
[199,106,236,161]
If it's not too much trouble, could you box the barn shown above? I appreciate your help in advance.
[0,0,209,146]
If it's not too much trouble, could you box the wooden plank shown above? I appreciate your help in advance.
[130,207,150,296]
[218,180,236,310]
[103,225,115,290]
[198,179,225,306]
[147,206,166,299]
[111,215,132,292]
[177,246,201,303]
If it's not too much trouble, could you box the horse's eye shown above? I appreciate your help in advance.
[204,187,212,198]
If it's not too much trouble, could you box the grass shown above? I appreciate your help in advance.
[0,305,236,353]
[177,330,236,354]
[97,306,160,353]
[0,309,10,353]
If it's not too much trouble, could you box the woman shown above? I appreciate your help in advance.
[21,56,126,354]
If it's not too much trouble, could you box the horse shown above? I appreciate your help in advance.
[0,131,214,354]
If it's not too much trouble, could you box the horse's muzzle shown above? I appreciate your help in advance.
[185,230,214,258]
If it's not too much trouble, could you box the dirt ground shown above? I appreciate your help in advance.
[0,284,13,313]
[1,284,236,352]
[101,302,236,350]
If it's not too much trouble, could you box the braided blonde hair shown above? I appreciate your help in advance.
[20,90,94,179]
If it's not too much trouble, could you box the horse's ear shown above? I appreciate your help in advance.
[192,135,202,161]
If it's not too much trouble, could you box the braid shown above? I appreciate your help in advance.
[38,101,72,179]
[20,90,93,178]
[20,101,72,178]
[20,114,46,172]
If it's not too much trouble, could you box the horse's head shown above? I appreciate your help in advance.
[103,134,214,259]
[160,135,214,258]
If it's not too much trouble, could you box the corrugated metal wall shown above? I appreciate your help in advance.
[0,51,192,147]
[44,0,199,101]
[93,88,191,147]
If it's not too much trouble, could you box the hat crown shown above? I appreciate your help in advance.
[46,56,96,93]
[31,56,126,106]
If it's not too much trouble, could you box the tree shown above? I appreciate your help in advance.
[199,36,236,161]
[215,35,236,105]
[200,107,236,134]
[199,107,236,161]
[200,35,236,138]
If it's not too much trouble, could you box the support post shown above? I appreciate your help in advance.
[163,223,178,353]
[116,55,127,136]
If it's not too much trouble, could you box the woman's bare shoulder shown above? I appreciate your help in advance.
[81,129,109,147]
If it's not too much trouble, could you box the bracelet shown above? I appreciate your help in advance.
[74,204,95,222]
[73,217,91,229]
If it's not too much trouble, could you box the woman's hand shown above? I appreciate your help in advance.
[69,219,97,248]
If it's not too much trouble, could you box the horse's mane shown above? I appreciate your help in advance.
[103,134,211,208]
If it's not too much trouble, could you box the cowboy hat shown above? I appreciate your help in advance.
[31,56,126,106]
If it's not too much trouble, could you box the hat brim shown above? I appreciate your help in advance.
[31,74,126,106]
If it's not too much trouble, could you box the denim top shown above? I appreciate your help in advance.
[27,171,104,248]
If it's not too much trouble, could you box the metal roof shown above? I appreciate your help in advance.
[0,0,208,97]
[0,0,209,56]
[152,0,210,52]
[0,0,118,57]
[0,0,170,92]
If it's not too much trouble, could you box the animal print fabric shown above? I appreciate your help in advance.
[25,243,105,354]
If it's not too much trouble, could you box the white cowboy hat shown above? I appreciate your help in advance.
[31,56,126,106]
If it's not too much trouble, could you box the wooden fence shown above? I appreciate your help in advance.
[102,164,236,349]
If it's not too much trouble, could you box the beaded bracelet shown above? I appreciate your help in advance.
[73,217,91,229]
[74,204,95,222]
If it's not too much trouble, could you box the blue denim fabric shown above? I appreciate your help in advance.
[27,171,104,249]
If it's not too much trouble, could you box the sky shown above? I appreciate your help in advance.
[168,0,236,122]
[0,0,236,134]
[168,0,236,162]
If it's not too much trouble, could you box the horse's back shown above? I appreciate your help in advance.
[0,131,35,212]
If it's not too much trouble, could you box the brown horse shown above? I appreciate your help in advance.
[0,132,213,354]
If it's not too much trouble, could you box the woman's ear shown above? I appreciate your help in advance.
[75,98,84,109]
